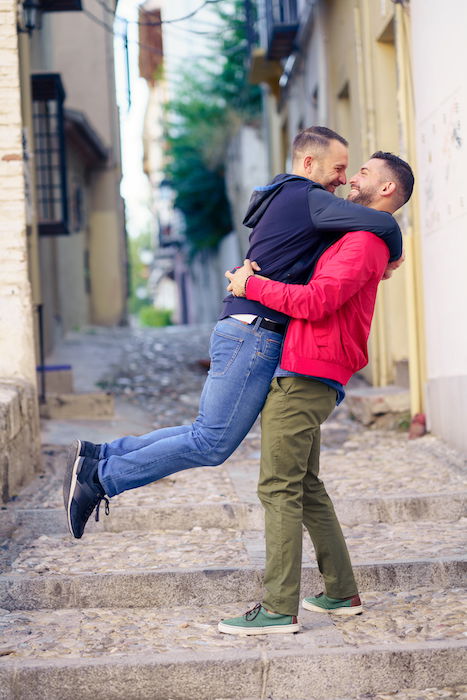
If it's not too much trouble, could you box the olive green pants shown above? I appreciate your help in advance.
[259,377,358,616]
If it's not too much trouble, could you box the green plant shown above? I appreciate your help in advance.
[138,306,172,327]
[164,0,261,254]
[127,230,153,315]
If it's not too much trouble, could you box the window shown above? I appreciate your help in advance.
[31,73,69,235]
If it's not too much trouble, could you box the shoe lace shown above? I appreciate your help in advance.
[244,603,262,621]
[81,492,110,525]
[95,495,110,522]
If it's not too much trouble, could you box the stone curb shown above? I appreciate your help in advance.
[1,557,465,611]
[1,491,465,536]
[0,640,465,700]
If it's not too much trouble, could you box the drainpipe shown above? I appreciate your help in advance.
[354,0,389,387]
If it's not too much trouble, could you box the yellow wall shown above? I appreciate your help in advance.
[88,169,127,325]
[319,0,409,386]
[259,0,425,402]
[21,4,127,354]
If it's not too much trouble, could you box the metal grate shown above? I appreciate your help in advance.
[31,74,69,235]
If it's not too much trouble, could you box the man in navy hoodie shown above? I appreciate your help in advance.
[63,127,403,541]
[219,152,413,635]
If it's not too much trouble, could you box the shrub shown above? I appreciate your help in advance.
[138,306,172,327]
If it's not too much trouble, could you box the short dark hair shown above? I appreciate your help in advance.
[370,151,414,207]
[293,126,348,159]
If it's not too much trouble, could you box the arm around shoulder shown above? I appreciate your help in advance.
[308,188,403,262]
[246,232,389,321]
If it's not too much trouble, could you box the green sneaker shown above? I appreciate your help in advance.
[302,592,363,616]
[218,603,299,636]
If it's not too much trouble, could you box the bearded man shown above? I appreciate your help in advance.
[220,152,414,635]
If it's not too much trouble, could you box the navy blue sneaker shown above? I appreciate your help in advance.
[78,440,102,461]
[63,439,109,539]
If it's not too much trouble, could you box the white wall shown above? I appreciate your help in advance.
[284,2,328,147]
[225,125,269,255]
[46,1,120,155]
[411,0,467,451]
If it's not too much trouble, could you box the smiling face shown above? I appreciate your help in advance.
[347,158,390,207]
[307,139,349,193]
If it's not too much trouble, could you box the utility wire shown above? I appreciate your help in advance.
[84,6,245,62]
[84,7,191,58]
[159,21,221,37]
[97,0,224,28]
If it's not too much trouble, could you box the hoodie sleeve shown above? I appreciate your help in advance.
[308,187,403,262]
[245,232,389,321]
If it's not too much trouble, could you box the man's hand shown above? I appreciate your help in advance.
[382,249,405,280]
[225,259,261,297]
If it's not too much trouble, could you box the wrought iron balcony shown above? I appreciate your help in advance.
[265,0,299,60]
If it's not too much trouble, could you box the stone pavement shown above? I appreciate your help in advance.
[0,326,466,699]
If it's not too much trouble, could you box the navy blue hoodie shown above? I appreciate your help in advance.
[220,174,403,323]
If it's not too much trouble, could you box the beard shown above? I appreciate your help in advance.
[347,187,376,207]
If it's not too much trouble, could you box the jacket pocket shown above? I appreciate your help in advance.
[313,318,332,348]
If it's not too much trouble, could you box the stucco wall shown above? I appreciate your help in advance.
[411,0,467,452]
[225,125,268,256]
[29,3,127,333]
[278,0,409,385]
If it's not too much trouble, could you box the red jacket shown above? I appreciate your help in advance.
[245,231,389,385]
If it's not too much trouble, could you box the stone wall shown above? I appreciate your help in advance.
[0,381,40,503]
[0,0,41,501]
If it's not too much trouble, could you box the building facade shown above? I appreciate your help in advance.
[410,0,467,452]
[25,0,128,356]
[0,0,41,501]
[0,0,127,500]
[250,0,466,452]
[138,0,265,325]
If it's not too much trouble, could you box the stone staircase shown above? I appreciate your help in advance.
[0,425,466,699]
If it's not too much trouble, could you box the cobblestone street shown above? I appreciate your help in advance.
[96,324,215,429]
[0,325,466,700]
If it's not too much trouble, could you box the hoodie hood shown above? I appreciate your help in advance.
[242,174,323,228]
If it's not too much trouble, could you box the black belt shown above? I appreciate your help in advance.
[258,318,286,335]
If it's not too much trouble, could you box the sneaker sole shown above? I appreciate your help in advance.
[217,621,299,636]
[302,599,363,616]
[63,439,83,538]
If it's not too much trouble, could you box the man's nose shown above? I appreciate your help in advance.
[339,172,347,185]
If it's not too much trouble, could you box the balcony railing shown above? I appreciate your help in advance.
[265,0,299,60]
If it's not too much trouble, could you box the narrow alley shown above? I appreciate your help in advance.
[0,326,465,699]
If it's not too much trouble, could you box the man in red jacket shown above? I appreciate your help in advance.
[219,152,414,635]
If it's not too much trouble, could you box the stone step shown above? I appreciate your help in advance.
[0,587,465,699]
[15,432,467,515]
[1,490,465,537]
[3,644,465,700]
[1,557,465,611]
[225,431,467,504]
[341,686,467,700]
[4,517,466,576]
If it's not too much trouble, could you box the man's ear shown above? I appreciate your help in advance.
[381,180,396,198]
[303,154,315,174]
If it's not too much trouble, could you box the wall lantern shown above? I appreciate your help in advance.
[19,0,41,34]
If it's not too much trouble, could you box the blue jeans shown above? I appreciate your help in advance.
[99,317,283,497]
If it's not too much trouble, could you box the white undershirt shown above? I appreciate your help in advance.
[230,314,257,324]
